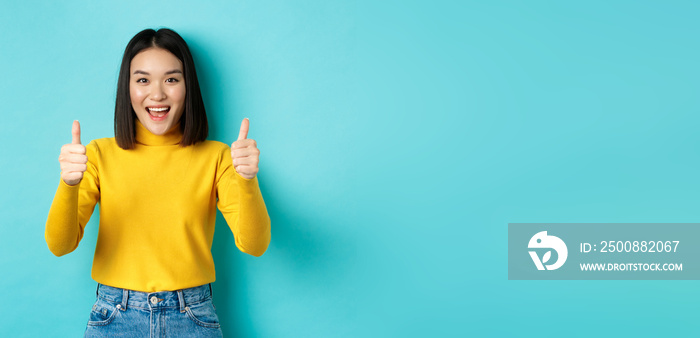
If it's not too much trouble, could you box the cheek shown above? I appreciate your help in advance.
[171,85,186,104]
[168,85,186,119]
[130,87,147,104]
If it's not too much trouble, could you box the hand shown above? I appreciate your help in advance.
[59,120,88,186]
[231,118,260,179]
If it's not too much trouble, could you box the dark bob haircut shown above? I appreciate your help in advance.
[114,28,208,149]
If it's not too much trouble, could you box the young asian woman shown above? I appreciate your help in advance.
[45,28,271,337]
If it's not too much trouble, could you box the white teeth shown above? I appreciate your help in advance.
[148,107,169,112]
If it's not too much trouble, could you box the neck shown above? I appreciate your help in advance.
[134,120,183,146]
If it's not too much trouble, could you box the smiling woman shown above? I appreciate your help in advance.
[45,28,270,337]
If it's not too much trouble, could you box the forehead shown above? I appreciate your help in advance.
[130,48,183,73]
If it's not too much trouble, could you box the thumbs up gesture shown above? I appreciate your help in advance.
[231,118,260,179]
[58,120,88,186]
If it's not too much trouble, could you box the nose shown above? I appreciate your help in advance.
[150,83,167,101]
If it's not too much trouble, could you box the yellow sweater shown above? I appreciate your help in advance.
[45,121,271,292]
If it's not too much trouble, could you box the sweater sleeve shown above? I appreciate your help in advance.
[216,145,271,257]
[45,141,101,256]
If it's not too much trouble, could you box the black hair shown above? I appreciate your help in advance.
[114,28,208,149]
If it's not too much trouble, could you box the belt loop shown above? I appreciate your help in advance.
[209,283,213,298]
[120,289,128,311]
[96,283,100,297]
[177,290,186,313]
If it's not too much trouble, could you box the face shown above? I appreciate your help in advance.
[130,48,186,135]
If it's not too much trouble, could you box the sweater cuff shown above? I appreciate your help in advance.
[58,177,81,193]
[233,170,259,187]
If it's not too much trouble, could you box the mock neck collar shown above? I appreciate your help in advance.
[135,119,183,146]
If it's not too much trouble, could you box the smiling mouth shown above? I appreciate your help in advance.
[147,106,170,119]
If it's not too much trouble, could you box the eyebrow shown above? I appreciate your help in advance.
[132,69,183,75]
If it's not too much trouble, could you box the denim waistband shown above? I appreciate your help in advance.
[96,283,213,312]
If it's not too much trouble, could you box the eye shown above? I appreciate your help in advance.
[135,78,148,84]
[166,78,180,83]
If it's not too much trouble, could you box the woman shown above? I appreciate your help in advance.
[45,28,271,337]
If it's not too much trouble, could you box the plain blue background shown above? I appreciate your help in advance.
[1,1,699,337]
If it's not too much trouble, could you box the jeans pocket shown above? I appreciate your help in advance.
[184,300,221,328]
[87,298,119,326]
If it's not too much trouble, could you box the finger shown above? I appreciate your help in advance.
[59,153,88,164]
[232,148,260,159]
[61,163,88,173]
[72,120,81,145]
[62,144,87,155]
[234,165,258,177]
[62,171,84,179]
[233,157,259,166]
[61,172,84,183]
[237,118,249,141]
[232,139,257,150]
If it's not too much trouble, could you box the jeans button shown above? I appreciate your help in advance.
[150,296,158,305]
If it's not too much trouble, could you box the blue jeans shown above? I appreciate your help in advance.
[84,283,223,337]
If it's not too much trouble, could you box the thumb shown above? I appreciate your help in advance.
[72,120,81,145]
[237,118,249,141]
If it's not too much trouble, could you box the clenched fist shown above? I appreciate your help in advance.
[231,118,260,179]
[59,120,88,186]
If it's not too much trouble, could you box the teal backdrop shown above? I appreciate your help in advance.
[1,1,698,337]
